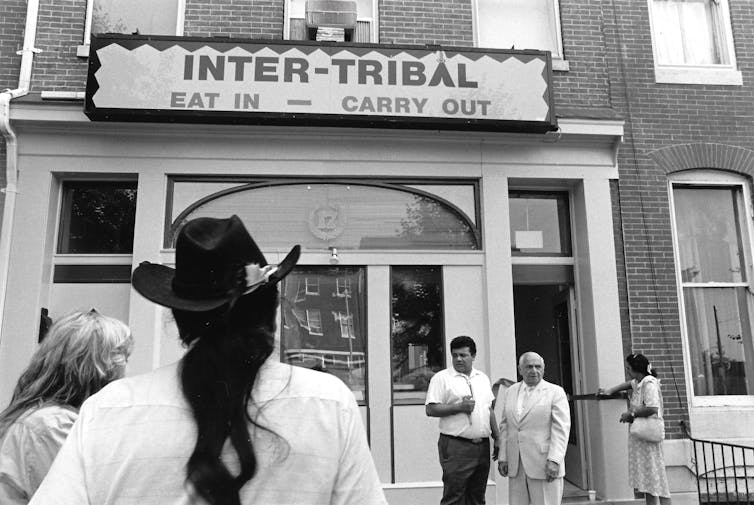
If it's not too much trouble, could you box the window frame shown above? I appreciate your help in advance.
[305,308,324,335]
[55,177,138,257]
[334,311,355,339]
[389,265,446,405]
[509,190,572,257]
[78,0,185,57]
[336,277,351,297]
[165,177,481,251]
[669,170,754,407]
[472,0,569,72]
[305,276,320,296]
[647,0,742,85]
[47,175,137,334]
[283,0,379,43]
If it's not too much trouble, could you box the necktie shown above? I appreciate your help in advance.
[518,386,534,419]
[523,386,533,406]
[464,377,474,422]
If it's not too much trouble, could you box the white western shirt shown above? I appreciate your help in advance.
[29,359,387,505]
[425,367,494,439]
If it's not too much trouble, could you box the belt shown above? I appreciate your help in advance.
[440,433,488,444]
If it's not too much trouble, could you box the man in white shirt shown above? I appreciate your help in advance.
[497,351,571,505]
[426,336,499,505]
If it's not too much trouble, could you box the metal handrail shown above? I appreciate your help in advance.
[682,420,754,504]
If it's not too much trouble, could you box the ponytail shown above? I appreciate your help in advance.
[176,286,279,505]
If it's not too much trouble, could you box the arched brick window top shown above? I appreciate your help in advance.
[649,143,754,178]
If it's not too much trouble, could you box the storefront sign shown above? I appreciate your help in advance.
[86,35,556,133]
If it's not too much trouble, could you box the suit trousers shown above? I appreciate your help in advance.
[438,434,490,505]
[509,455,564,505]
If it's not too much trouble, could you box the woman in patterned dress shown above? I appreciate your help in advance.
[599,353,671,505]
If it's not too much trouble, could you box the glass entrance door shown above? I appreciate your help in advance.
[278,263,487,486]
[280,266,368,402]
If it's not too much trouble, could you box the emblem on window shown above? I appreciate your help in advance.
[308,205,346,240]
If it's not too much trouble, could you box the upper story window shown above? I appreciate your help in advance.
[334,312,355,339]
[285,0,377,43]
[305,276,320,295]
[474,0,568,71]
[80,0,184,54]
[336,277,351,297]
[670,171,754,404]
[306,308,324,335]
[648,0,741,85]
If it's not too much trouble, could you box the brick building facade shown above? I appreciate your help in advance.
[2,0,753,503]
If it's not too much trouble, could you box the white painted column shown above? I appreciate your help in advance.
[480,170,515,505]
[481,172,516,382]
[0,157,53,405]
[126,169,167,375]
[572,178,633,501]
[366,265,393,483]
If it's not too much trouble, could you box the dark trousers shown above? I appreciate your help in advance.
[438,434,491,505]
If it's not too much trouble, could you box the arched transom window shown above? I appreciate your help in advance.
[167,180,480,251]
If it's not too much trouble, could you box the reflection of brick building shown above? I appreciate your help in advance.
[280,268,366,379]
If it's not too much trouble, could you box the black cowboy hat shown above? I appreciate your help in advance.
[131,215,300,311]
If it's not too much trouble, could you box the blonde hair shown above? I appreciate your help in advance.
[0,310,133,433]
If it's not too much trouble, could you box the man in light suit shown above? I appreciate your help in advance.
[497,352,570,505]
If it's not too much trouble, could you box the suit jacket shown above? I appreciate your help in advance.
[498,380,570,479]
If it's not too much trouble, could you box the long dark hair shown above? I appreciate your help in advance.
[175,285,279,505]
[626,353,657,378]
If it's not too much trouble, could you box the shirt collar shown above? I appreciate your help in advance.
[523,381,542,392]
[452,367,480,379]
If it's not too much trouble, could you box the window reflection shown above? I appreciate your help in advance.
[391,266,445,403]
[172,183,478,250]
[673,184,754,397]
[476,0,561,57]
[683,287,753,396]
[280,267,366,402]
[93,0,179,35]
[674,187,746,283]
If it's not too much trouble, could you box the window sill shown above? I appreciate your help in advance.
[691,396,754,408]
[655,65,743,86]
[54,254,133,265]
[392,397,427,406]
[552,58,569,72]
[77,44,90,58]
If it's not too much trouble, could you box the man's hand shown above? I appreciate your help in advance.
[497,460,508,477]
[545,460,559,481]
[458,395,475,414]
[492,442,500,461]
